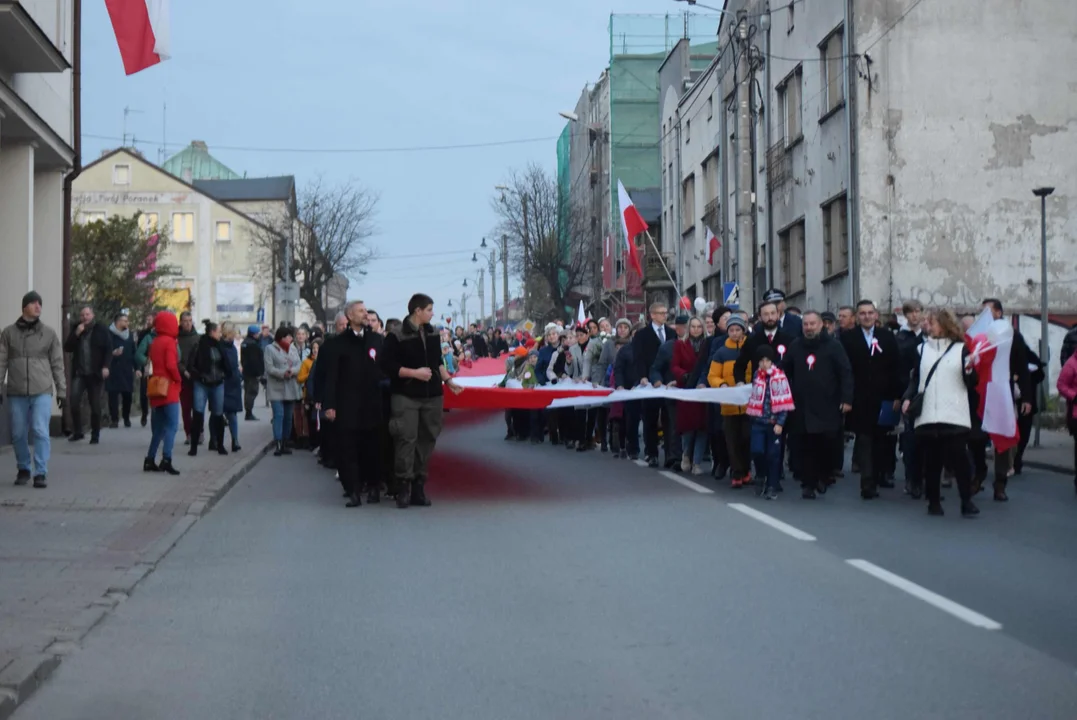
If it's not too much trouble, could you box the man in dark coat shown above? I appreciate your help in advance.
[64,305,112,443]
[240,324,265,420]
[323,301,385,507]
[840,300,903,499]
[633,301,675,467]
[784,311,853,498]
[649,313,687,468]
[895,299,926,495]
[313,313,348,470]
[735,300,795,381]
[759,289,803,339]
[105,312,138,428]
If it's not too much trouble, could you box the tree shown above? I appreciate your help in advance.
[71,213,175,327]
[491,163,596,323]
[249,177,378,325]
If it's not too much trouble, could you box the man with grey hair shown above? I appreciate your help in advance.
[632,300,674,467]
[313,310,350,470]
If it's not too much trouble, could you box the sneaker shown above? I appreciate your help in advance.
[690,464,704,476]
[764,488,778,500]
[32,475,47,489]
[681,457,692,472]
[14,469,31,486]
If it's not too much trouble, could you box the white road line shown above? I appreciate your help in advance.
[846,559,1003,631]
[633,459,649,467]
[727,503,817,541]
[658,470,714,494]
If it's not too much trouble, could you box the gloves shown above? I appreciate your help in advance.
[56,397,65,410]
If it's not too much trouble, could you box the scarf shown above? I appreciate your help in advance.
[689,334,705,353]
[746,366,795,417]
[15,316,39,332]
[109,323,130,341]
[278,338,292,353]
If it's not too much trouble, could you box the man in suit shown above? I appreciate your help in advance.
[760,289,803,339]
[632,301,675,467]
[840,299,903,499]
[649,313,688,468]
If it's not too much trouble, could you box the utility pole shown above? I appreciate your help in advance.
[477,268,486,326]
[734,10,755,309]
[460,293,469,328]
[521,194,531,318]
[488,254,497,326]
[1033,186,1054,448]
[501,234,509,322]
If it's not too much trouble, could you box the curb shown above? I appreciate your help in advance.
[1023,460,1073,476]
[0,440,273,720]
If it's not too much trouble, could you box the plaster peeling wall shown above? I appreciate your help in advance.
[855,0,1077,314]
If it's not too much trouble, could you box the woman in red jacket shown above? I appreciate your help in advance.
[1057,352,1077,494]
[673,316,708,474]
[144,311,182,475]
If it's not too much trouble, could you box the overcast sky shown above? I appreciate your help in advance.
[82,0,704,322]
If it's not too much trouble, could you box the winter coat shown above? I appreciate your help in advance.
[613,343,639,390]
[592,338,617,386]
[0,317,66,398]
[734,326,795,381]
[648,339,677,386]
[1061,326,1077,367]
[106,324,137,393]
[264,342,301,402]
[895,327,925,385]
[782,334,853,436]
[1056,354,1077,424]
[189,335,231,387]
[673,338,707,432]
[176,327,200,378]
[570,340,592,381]
[903,338,976,433]
[632,324,674,388]
[840,326,903,434]
[221,342,243,414]
[64,321,111,380]
[134,329,155,370]
[382,319,444,399]
[707,337,750,416]
[240,333,265,378]
[323,329,385,430]
[148,312,182,407]
[535,343,557,386]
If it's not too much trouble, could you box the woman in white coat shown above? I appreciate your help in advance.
[901,308,980,518]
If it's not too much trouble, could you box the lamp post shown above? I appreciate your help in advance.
[1032,186,1054,448]
[476,238,499,326]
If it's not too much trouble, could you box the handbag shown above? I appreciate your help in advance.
[146,374,171,399]
[906,341,955,420]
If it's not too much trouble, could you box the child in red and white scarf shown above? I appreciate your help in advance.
[746,345,795,499]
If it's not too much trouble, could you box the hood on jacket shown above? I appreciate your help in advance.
[109,323,130,341]
[154,311,179,338]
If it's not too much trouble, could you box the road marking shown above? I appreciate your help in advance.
[658,470,714,494]
[727,503,816,541]
[846,559,1003,631]
[633,459,649,467]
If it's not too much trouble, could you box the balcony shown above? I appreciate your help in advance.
[702,197,720,232]
[0,2,69,73]
[644,250,676,288]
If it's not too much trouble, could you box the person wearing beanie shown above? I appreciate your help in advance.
[707,314,753,486]
[0,291,66,487]
[746,342,795,500]
[240,322,266,420]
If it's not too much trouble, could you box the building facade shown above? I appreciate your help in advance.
[0,0,75,340]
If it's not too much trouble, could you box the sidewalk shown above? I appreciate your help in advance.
[1019,429,1074,475]
[0,413,275,719]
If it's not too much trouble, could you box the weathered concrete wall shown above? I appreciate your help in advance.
[855,0,1077,314]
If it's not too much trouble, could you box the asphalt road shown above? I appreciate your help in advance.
[16,411,1077,719]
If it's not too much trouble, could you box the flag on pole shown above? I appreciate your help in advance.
[706,226,720,265]
[106,0,171,75]
[965,308,1020,452]
[617,180,646,278]
[577,300,586,325]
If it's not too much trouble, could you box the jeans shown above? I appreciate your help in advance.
[226,412,239,444]
[10,394,53,475]
[681,430,708,467]
[750,421,784,491]
[193,381,225,416]
[623,400,642,457]
[69,374,103,435]
[147,403,180,461]
[271,400,295,441]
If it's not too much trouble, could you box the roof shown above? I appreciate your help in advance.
[78,148,276,235]
[193,176,295,202]
[162,141,241,181]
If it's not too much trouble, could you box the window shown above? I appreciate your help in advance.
[172,212,195,243]
[685,118,691,144]
[822,194,849,276]
[778,66,803,145]
[702,156,718,205]
[215,220,232,242]
[820,28,845,115]
[681,174,696,231]
[112,164,131,185]
[707,96,713,120]
[779,220,806,294]
[138,212,159,234]
[787,1,795,33]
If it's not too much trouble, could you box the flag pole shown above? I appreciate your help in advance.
[643,231,680,298]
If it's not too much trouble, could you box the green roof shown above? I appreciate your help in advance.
[162,141,241,182]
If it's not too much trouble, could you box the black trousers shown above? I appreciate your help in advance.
[723,415,751,479]
[590,407,609,447]
[243,377,260,413]
[920,431,973,504]
[108,391,132,423]
[624,401,642,456]
[854,428,890,492]
[1014,413,1034,471]
[337,426,381,498]
[70,375,103,435]
[798,432,836,490]
[139,376,149,419]
[642,398,667,459]
[511,409,531,440]
[969,434,1011,489]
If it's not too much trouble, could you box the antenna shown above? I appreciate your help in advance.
[159,101,167,165]
[122,106,144,147]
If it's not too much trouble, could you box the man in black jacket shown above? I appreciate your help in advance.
[382,293,462,508]
[313,313,348,470]
[469,323,489,358]
[895,299,926,495]
[323,301,385,507]
[735,300,795,381]
[759,289,803,339]
[840,300,903,499]
[240,324,266,420]
[632,301,675,467]
[64,305,112,444]
[784,311,853,498]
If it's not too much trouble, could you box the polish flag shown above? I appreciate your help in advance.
[617,180,646,278]
[965,309,1020,452]
[106,0,171,76]
[706,226,720,265]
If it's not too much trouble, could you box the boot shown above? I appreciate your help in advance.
[396,480,411,508]
[159,458,180,476]
[231,436,241,452]
[274,440,284,457]
[207,416,218,451]
[143,457,159,472]
[188,412,204,456]
[367,486,381,504]
[992,481,1008,502]
[410,483,432,507]
[345,491,362,508]
[245,411,257,421]
[213,417,229,455]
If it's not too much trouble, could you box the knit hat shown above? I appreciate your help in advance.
[754,344,777,364]
[726,316,748,332]
[21,291,42,309]
[674,314,690,326]
[820,311,837,323]
[615,317,631,329]
[247,324,260,335]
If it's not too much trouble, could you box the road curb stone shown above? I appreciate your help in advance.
[0,439,273,720]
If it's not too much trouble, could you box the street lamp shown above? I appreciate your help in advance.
[558,111,579,122]
[1032,186,1054,447]
[671,0,734,14]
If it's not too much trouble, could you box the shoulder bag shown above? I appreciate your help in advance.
[906,341,956,420]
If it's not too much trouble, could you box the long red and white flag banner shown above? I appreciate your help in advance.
[965,308,1020,452]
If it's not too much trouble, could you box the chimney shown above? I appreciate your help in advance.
[191,140,208,152]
